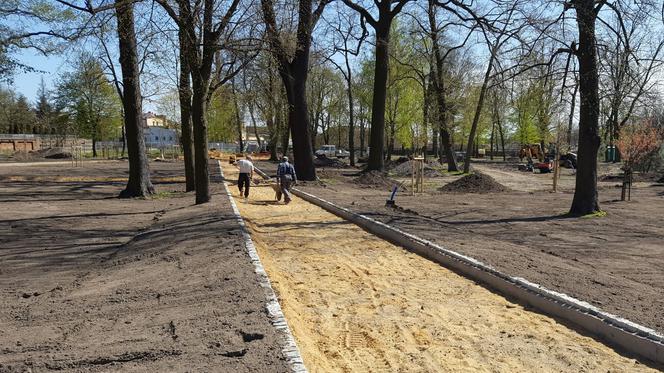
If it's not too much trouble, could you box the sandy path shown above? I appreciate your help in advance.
[223,163,655,372]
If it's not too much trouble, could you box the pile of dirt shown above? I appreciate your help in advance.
[390,160,443,177]
[33,147,73,159]
[314,155,347,168]
[438,172,509,193]
[353,171,403,190]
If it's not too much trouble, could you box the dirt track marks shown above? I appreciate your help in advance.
[224,162,657,373]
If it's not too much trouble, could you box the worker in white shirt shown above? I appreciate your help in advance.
[235,155,254,199]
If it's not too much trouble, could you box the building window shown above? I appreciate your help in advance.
[155,136,159,140]
[169,136,173,141]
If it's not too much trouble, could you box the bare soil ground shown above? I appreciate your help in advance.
[256,159,664,337]
[0,160,288,372]
[225,161,659,372]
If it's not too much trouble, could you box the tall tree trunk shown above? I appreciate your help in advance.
[323,112,330,145]
[312,110,321,150]
[232,79,244,152]
[267,115,278,160]
[249,104,262,149]
[367,23,390,171]
[267,73,279,161]
[276,97,289,156]
[116,0,154,198]
[280,114,290,158]
[359,106,366,157]
[261,0,320,180]
[279,72,315,181]
[428,0,457,171]
[386,119,395,161]
[121,123,126,157]
[178,27,195,191]
[92,138,97,158]
[568,80,578,149]
[190,79,211,204]
[490,119,495,160]
[497,109,506,161]
[422,82,429,160]
[570,1,601,215]
[463,48,495,173]
[345,59,356,166]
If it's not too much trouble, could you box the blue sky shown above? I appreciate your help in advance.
[10,49,67,102]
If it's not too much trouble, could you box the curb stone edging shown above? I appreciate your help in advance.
[216,161,307,373]
[291,186,664,366]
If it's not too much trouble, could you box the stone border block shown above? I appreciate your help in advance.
[217,161,307,373]
[291,187,664,365]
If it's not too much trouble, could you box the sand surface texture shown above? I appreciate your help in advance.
[223,163,655,373]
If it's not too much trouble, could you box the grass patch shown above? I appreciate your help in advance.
[150,191,184,200]
[582,210,607,218]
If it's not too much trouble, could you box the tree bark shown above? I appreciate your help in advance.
[261,0,320,180]
[280,110,290,158]
[278,72,315,179]
[463,48,494,173]
[120,123,126,157]
[367,22,390,170]
[490,120,495,160]
[190,79,211,204]
[359,105,366,157]
[567,80,578,149]
[428,0,457,171]
[178,26,195,191]
[266,71,279,161]
[570,1,601,215]
[497,107,506,161]
[249,103,261,149]
[232,79,244,152]
[116,0,154,198]
[346,60,355,166]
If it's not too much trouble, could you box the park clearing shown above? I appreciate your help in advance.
[223,161,657,373]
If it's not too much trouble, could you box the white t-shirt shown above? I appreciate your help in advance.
[237,159,254,174]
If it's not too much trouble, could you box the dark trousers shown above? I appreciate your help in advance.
[238,173,250,197]
[277,175,292,203]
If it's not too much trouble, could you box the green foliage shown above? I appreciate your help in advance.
[386,22,426,151]
[207,87,237,142]
[0,86,37,133]
[55,54,122,141]
[457,84,492,147]
[510,82,543,145]
[1,1,81,82]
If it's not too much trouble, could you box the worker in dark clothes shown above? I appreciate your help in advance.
[235,155,254,199]
[276,156,297,204]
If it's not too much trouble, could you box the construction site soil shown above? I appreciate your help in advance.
[0,160,288,372]
[438,172,510,193]
[255,159,664,337]
[352,170,404,190]
[226,161,659,372]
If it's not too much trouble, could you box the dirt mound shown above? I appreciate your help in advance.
[314,155,347,168]
[390,160,443,177]
[439,172,509,193]
[34,147,73,159]
[353,171,403,190]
